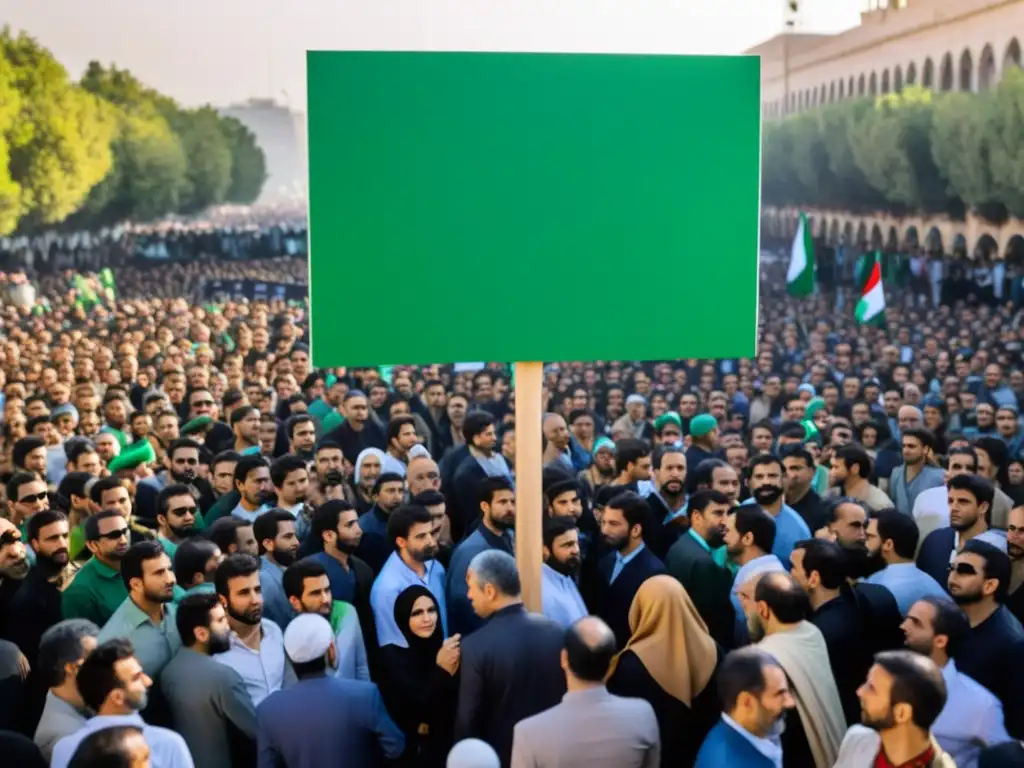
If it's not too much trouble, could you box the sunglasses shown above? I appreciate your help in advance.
[95,527,130,541]
[174,458,199,466]
[17,492,48,504]
[170,506,198,517]
[949,562,979,576]
[192,400,215,408]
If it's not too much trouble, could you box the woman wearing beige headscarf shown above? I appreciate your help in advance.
[606,575,722,767]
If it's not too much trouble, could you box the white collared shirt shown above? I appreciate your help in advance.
[721,713,783,768]
[213,618,288,706]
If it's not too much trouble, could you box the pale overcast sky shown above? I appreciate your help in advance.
[5,0,862,111]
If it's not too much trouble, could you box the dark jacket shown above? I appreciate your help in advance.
[323,420,387,466]
[2,566,62,670]
[789,489,826,533]
[454,604,565,767]
[451,455,490,539]
[916,527,957,587]
[594,547,666,650]
[644,493,687,561]
[810,591,875,726]
[377,649,457,767]
[955,607,1024,737]
[355,506,394,575]
[607,647,721,768]
[665,532,735,650]
[445,527,514,637]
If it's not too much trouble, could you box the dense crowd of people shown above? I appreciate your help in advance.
[1,223,1024,767]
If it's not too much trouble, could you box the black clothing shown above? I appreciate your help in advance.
[644,493,687,561]
[1007,585,1024,626]
[451,456,490,540]
[0,730,45,768]
[594,547,666,650]
[665,532,735,650]
[916,527,958,587]
[606,648,721,768]
[810,591,874,726]
[789,489,826,533]
[378,586,456,767]
[205,421,235,455]
[3,566,62,670]
[980,740,1024,767]
[955,606,1024,737]
[0,577,23,639]
[453,604,565,767]
[323,419,387,466]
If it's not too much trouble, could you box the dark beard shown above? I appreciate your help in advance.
[547,555,581,578]
[37,551,69,578]
[226,602,262,625]
[208,629,233,655]
[171,470,196,484]
[597,465,616,478]
[274,548,298,567]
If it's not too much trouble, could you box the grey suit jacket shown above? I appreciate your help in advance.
[160,647,257,768]
[510,686,660,768]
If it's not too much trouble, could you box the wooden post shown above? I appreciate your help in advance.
[514,361,544,612]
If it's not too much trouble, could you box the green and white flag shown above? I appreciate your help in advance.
[855,251,886,327]
[786,212,815,298]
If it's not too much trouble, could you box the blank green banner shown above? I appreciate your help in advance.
[307,51,761,367]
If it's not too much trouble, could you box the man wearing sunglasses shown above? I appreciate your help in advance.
[61,510,131,627]
[135,438,213,528]
[948,539,1024,738]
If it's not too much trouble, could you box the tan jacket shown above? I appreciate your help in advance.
[833,725,957,768]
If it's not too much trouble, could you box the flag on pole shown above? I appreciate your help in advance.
[855,251,887,327]
[786,212,815,298]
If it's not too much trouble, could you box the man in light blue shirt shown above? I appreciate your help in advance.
[50,638,194,768]
[540,518,587,628]
[902,596,1011,768]
[889,429,946,517]
[370,505,447,648]
[253,510,301,629]
[865,510,949,615]
[743,455,810,567]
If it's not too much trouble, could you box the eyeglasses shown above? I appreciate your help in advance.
[191,400,215,408]
[17,492,48,505]
[95,527,130,541]
[170,506,198,517]
[949,562,979,576]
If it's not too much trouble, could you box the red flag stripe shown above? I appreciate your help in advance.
[862,263,881,295]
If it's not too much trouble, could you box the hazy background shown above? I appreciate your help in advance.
[6,0,862,111]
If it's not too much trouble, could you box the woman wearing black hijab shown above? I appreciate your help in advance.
[378,585,460,766]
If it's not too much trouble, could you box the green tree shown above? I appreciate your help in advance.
[818,99,882,213]
[762,120,807,207]
[220,116,267,204]
[1,28,115,232]
[931,90,1003,221]
[166,106,232,213]
[0,57,24,234]
[985,68,1024,219]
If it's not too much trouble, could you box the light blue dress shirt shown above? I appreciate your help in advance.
[50,713,194,768]
[610,542,646,583]
[213,618,292,707]
[741,500,810,567]
[932,659,1011,768]
[540,563,588,629]
[864,561,950,615]
[259,556,295,630]
[97,598,182,679]
[370,551,447,648]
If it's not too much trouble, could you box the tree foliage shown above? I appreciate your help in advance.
[762,72,1024,224]
[0,31,268,235]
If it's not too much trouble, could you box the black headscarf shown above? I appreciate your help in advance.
[393,585,444,675]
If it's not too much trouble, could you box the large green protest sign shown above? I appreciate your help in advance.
[307,51,761,367]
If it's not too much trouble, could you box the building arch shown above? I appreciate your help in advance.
[843,222,854,245]
[828,219,841,245]
[923,58,935,88]
[960,48,974,91]
[974,234,998,260]
[940,53,954,91]
[1006,38,1022,75]
[881,69,891,93]
[1005,234,1024,265]
[907,61,917,85]
[904,225,920,249]
[894,65,903,91]
[870,224,884,250]
[829,82,835,102]
[858,73,866,95]
[855,222,868,248]
[886,226,899,252]
[925,226,944,254]
[869,71,878,95]
[849,76,856,97]
[979,44,997,90]
[952,233,968,257]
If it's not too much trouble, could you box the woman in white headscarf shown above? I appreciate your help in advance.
[353,447,385,515]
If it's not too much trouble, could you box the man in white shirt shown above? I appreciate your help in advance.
[912,446,979,546]
[901,596,1011,768]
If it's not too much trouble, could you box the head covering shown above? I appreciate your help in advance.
[804,397,827,420]
[355,448,385,484]
[688,413,718,439]
[50,403,79,424]
[625,394,646,407]
[797,383,816,396]
[408,444,431,461]
[107,439,156,473]
[653,412,682,432]
[181,415,212,436]
[283,613,334,664]
[447,739,501,768]
[607,575,717,706]
[393,585,444,672]
[592,437,615,457]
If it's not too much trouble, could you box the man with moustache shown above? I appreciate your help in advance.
[160,593,257,768]
[154,484,198,561]
[666,489,735,649]
[645,446,689,560]
[172,538,223,600]
[61,510,131,626]
[213,554,291,707]
[1005,504,1024,624]
[4,511,74,671]
[97,541,181,680]
[135,438,215,525]
[743,454,811,566]
[253,510,301,630]
[540,516,587,628]
[447,477,516,635]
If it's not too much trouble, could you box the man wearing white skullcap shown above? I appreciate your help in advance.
[256,613,405,767]
[448,738,501,768]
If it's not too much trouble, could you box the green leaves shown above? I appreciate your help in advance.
[763,77,1024,223]
[0,32,268,235]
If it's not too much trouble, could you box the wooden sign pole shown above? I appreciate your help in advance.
[513,361,543,612]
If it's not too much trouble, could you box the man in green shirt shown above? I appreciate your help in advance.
[62,509,130,626]
[98,540,182,678]
[155,484,199,561]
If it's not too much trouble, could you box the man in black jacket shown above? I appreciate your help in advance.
[450,412,511,537]
[454,550,564,767]
[322,390,386,466]
[665,489,734,649]
[593,491,666,648]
